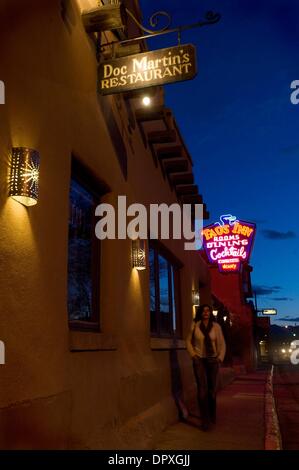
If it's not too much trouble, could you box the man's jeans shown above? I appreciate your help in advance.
[192,356,219,425]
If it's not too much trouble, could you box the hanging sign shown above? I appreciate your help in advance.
[202,214,256,273]
[98,44,197,95]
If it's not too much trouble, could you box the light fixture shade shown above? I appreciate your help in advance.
[132,239,146,270]
[9,147,40,206]
[192,289,200,306]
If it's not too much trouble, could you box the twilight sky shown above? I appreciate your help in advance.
[140,0,299,324]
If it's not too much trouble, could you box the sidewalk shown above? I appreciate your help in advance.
[154,371,268,450]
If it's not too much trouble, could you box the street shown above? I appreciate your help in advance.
[273,365,299,450]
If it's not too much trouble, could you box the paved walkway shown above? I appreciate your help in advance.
[154,371,267,450]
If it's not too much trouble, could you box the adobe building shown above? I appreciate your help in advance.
[0,0,213,449]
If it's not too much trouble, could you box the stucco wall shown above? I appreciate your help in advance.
[0,0,210,448]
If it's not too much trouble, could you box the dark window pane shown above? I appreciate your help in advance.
[149,247,156,312]
[158,255,169,313]
[149,244,180,338]
[149,247,157,333]
[171,266,176,332]
[159,254,172,335]
[68,178,95,322]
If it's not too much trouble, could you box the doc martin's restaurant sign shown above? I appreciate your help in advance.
[99,44,197,95]
[202,214,256,273]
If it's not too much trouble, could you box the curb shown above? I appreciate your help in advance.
[264,365,282,450]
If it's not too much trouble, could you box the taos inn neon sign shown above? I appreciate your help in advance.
[202,214,256,272]
[99,44,196,95]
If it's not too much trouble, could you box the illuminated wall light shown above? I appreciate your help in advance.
[142,96,151,107]
[223,315,227,322]
[212,309,218,317]
[192,290,200,307]
[132,239,146,270]
[9,147,40,206]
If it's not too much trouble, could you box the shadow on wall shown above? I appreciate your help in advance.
[61,0,77,33]
[168,347,187,420]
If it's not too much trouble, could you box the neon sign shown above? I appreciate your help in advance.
[202,214,256,272]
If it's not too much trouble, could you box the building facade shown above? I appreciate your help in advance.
[0,0,213,449]
[209,263,257,371]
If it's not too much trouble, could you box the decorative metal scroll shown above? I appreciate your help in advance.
[125,9,171,35]
[101,8,221,50]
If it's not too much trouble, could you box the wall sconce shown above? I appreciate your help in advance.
[132,239,146,270]
[9,147,40,206]
[142,96,152,107]
[192,290,200,306]
[82,3,127,33]
[212,309,218,317]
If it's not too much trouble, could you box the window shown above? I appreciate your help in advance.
[149,243,182,337]
[67,160,102,330]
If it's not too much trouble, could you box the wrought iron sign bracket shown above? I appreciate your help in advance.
[98,8,221,54]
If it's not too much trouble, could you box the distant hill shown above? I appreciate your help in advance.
[270,324,299,343]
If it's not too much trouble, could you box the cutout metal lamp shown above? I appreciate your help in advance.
[132,239,146,270]
[9,147,40,206]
